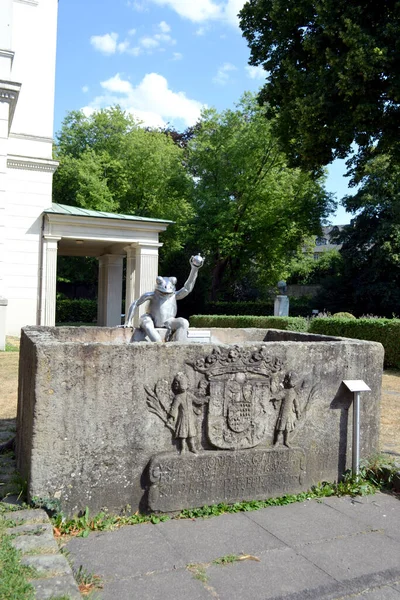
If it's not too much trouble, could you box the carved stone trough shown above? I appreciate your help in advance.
[16,326,383,516]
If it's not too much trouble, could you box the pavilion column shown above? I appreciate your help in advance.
[40,235,61,326]
[124,245,136,322]
[97,254,124,327]
[130,242,161,326]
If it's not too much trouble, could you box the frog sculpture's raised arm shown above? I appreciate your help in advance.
[124,254,204,342]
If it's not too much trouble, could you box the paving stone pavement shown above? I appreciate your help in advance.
[64,492,400,600]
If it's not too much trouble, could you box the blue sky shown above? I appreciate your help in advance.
[54,0,353,224]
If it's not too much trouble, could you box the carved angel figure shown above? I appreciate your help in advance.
[167,372,198,454]
[145,372,208,454]
[273,371,302,448]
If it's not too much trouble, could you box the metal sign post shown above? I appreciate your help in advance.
[343,380,371,475]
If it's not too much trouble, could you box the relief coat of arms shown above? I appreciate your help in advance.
[145,345,290,451]
[191,346,283,449]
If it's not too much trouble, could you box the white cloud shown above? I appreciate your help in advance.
[147,0,246,27]
[149,0,222,23]
[245,65,266,80]
[90,25,176,57]
[101,73,133,94]
[223,0,246,26]
[127,0,146,11]
[213,62,237,85]
[159,21,171,33]
[90,32,119,55]
[83,72,204,129]
[118,40,131,53]
[82,85,89,93]
[172,52,183,60]
[128,46,142,56]
[140,36,160,49]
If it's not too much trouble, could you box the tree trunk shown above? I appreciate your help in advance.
[210,257,229,301]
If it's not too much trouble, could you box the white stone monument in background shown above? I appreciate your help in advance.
[274,280,289,317]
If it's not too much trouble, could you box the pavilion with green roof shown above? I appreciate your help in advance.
[40,204,172,327]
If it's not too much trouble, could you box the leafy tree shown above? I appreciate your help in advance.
[240,0,400,179]
[321,154,400,315]
[186,94,334,300]
[287,248,343,285]
[53,107,194,259]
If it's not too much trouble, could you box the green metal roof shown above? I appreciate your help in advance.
[44,203,173,224]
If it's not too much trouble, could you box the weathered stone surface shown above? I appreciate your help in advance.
[31,574,81,600]
[11,532,58,553]
[148,447,306,512]
[6,522,53,536]
[21,553,71,576]
[16,326,383,516]
[3,508,49,524]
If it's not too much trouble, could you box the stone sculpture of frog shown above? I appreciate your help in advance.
[124,254,204,342]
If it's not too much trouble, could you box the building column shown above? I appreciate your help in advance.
[124,245,136,321]
[0,101,8,349]
[97,254,124,327]
[132,242,161,326]
[40,235,60,326]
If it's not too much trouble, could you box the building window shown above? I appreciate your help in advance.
[313,252,320,261]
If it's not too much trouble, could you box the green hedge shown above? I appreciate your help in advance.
[203,299,315,318]
[190,315,308,332]
[309,318,400,368]
[56,299,97,324]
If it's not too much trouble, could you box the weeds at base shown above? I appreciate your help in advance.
[25,455,398,538]
[74,565,103,596]
[188,553,261,583]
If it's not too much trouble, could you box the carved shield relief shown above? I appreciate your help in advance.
[207,373,272,449]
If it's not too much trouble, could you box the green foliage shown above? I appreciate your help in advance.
[48,455,396,539]
[190,314,308,331]
[4,342,19,352]
[322,154,400,317]
[56,299,97,323]
[287,249,343,285]
[179,471,379,520]
[309,317,400,368]
[54,106,194,260]
[213,554,241,565]
[333,312,355,319]
[0,518,36,600]
[240,0,400,179]
[201,298,317,318]
[203,301,274,316]
[74,564,103,594]
[52,507,169,537]
[186,94,334,300]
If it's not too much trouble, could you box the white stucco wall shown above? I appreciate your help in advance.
[2,0,58,336]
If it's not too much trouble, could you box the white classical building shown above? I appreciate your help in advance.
[0,0,169,346]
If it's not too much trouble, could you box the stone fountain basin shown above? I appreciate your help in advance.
[17,326,383,516]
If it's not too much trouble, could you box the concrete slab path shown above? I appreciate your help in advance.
[66,492,400,600]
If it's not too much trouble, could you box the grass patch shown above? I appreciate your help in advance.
[4,343,19,352]
[187,563,209,582]
[0,516,37,600]
[213,554,241,565]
